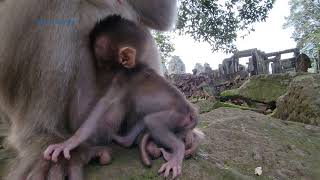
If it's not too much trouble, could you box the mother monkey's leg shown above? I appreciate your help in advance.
[0,0,177,179]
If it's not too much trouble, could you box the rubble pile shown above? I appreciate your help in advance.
[167,73,211,99]
[167,71,248,99]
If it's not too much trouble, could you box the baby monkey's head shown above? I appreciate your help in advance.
[89,15,149,69]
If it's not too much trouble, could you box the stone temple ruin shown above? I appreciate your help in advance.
[168,48,315,98]
[217,48,309,77]
[209,47,316,87]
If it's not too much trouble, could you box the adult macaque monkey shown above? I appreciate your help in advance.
[44,15,199,179]
[0,0,177,179]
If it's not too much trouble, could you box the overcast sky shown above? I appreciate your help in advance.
[170,0,297,73]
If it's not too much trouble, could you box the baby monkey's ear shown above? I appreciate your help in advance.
[119,47,136,68]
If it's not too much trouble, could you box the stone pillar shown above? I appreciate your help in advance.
[254,51,264,74]
[317,49,320,73]
[233,57,239,73]
[272,61,282,74]
[218,64,224,76]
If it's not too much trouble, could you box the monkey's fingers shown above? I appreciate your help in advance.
[44,144,58,160]
[63,148,71,160]
[158,161,182,179]
[164,164,171,178]
[172,166,180,179]
[170,165,182,180]
[176,166,182,179]
[51,147,64,162]
[158,162,166,173]
[158,162,171,177]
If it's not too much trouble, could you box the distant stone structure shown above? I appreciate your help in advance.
[204,63,213,74]
[192,69,197,75]
[216,48,304,77]
[166,48,314,98]
[168,56,186,75]
[193,63,205,75]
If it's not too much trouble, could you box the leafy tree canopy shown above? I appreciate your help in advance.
[177,0,275,53]
[284,0,320,59]
[152,32,175,63]
[154,0,276,61]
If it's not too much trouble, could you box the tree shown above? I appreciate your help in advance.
[177,0,275,53]
[168,56,186,74]
[152,32,175,63]
[284,0,320,71]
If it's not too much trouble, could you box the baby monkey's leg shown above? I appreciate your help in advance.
[112,121,145,147]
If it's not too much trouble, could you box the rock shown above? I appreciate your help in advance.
[273,74,320,126]
[198,108,320,180]
[221,74,294,103]
[194,100,259,114]
[0,108,319,179]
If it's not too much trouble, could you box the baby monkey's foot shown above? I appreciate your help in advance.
[158,158,182,179]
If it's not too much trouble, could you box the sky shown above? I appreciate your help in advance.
[170,0,297,73]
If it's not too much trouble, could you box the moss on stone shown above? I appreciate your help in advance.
[200,108,320,180]
[272,74,320,126]
[195,100,258,114]
[194,100,217,114]
[220,89,240,98]
[220,74,294,103]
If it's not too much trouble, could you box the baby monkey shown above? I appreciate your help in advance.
[44,15,199,179]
